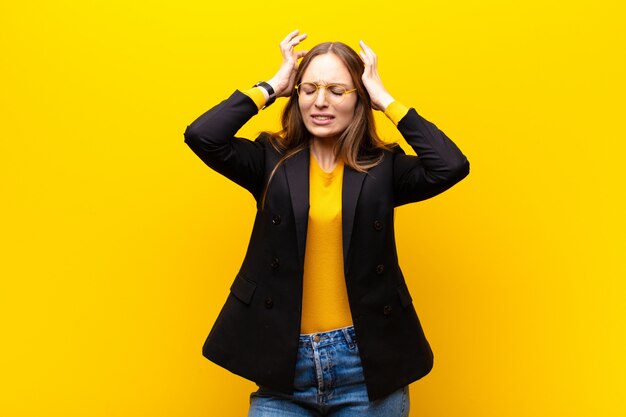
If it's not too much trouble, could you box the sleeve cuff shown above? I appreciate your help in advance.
[241,87,267,111]
[384,100,410,126]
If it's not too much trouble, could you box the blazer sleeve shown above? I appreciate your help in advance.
[392,109,470,207]
[183,90,266,200]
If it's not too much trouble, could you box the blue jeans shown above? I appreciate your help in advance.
[248,326,410,417]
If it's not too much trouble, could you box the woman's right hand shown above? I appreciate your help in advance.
[267,30,308,98]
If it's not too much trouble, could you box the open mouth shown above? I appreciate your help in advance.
[311,115,335,125]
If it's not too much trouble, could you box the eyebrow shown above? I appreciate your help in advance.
[302,80,352,87]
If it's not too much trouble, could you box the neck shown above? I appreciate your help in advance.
[310,137,339,172]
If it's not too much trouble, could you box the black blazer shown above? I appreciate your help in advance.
[184,90,470,401]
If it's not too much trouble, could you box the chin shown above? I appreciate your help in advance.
[305,125,341,140]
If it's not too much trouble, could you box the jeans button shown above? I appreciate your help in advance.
[313,334,321,343]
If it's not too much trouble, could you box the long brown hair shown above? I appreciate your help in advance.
[261,41,398,210]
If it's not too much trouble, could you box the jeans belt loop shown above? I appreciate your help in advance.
[342,327,355,349]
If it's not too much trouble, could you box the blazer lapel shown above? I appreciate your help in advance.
[341,165,366,270]
[284,148,310,271]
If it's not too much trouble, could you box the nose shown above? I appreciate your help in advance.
[314,87,329,107]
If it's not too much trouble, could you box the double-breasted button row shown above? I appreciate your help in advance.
[272,214,281,225]
[373,219,383,231]
[270,257,280,269]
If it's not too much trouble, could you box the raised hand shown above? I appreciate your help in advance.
[359,40,395,111]
[267,30,309,98]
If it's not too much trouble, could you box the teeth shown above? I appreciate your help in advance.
[313,116,332,120]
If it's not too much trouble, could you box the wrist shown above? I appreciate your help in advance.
[255,85,270,101]
[378,93,395,112]
[267,78,280,96]
[267,78,281,97]
[253,81,277,108]
[384,100,410,126]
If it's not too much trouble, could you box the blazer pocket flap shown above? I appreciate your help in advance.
[397,282,413,308]
[230,274,256,305]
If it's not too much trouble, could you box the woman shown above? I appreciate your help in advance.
[184,30,469,417]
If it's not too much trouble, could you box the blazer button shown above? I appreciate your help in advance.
[373,219,383,231]
[376,264,385,275]
[272,214,281,225]
[383,305,392,316]
[265,297,274,309]
[270,257,280,269]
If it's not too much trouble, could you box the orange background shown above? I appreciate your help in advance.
[1,1,625,416]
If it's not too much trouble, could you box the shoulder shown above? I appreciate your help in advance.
[253,132,288,162]
[376,142,406,160]
[255,132,279,149]
[354,143,406,172]
[388,142,406,156]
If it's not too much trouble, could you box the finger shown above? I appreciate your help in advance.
[295,50,309,59]
[360,40,375,54]
[359,40,377,63]
[283,29,300,42]
[360,40,372,56]
[285,32,306,47]
[282,33,307,56]
[290,33,307,44]
[280,29,301,50]
[287,35,307,52]
[359,52,373,78]
[359,44,373,61]
[359,50,371,67]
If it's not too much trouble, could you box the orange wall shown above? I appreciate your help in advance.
[1,1,625,416]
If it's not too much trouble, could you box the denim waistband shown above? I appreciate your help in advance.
[299,325,357,349]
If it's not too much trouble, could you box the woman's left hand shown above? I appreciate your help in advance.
[359,40,395,111]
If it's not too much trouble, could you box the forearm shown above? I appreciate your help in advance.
[184,90,259,151]
[384,100,410,126]
[398,109,469,180]
[392,108,469,206]
[183,90,266,197]
[241,87,268,111]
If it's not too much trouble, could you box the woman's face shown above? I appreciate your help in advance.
[298,53,357,142]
